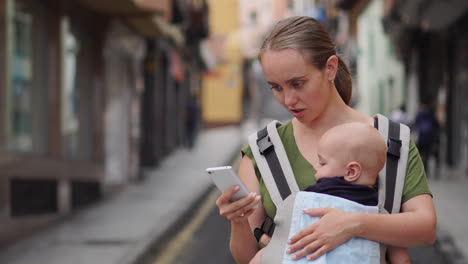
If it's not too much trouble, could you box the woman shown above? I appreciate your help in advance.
[216,16,436,263]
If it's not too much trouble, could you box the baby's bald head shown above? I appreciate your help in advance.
[319,122,387,184]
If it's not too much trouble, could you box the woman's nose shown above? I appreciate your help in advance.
[284,89,298,106]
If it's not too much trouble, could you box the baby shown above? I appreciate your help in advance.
[250,122,410,264]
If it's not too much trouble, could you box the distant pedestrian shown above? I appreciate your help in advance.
[414,103,439,176]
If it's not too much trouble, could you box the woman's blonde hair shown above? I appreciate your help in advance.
[259,16,352,105]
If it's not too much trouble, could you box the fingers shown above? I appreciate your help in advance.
[225,193,261,221]
[287,230,317,255]
[303,207,330,217]
[287,221,317,245]
[286,233,330,261]
[215,185,241,206]
[216,187,261,221]
[287,238,326,261]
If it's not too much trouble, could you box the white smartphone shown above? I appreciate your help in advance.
[206,166,250,202]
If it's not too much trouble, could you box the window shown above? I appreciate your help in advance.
[6,0,48,154]
[61,17,80,159]
[60,16,93,161]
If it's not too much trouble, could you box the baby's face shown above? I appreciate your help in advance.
[315,140,348,180]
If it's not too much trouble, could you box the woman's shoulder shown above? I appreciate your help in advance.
[277,119,293,136]
[241,119,293,157]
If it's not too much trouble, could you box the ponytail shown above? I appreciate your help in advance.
[335,56,352,105]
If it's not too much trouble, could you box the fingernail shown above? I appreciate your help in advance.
[287,239,291,244]
[234,185,240,191]
[286,248,291,254]
[292,255,298,260]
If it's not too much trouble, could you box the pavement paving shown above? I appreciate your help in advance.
[0,119,467,264]
[428,164,468,264]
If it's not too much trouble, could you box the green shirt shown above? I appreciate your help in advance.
[242,120,432,218]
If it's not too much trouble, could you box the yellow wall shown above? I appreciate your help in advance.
[202,0,243,124]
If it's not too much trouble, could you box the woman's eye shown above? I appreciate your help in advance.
[271,85,282,92]
[292,81,303,88]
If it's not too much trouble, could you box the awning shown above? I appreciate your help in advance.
[80,0,159,16]
[419,0,468,31]
[80,0,183,41]
[392,0,468,31]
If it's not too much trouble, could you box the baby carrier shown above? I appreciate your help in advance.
[248,114,410,264]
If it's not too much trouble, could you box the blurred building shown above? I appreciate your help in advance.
[200,0,243,126]
[334,0,468,167]
[356,0,405,115]
[0,0,209,246]
[237,0,295,122]
[382,0,468,166]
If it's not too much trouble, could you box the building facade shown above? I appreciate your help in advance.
[0,0,209,246]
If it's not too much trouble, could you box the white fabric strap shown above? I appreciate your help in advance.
[392,123,410,213]
[375,114,389,213]
[266,121,300,193]
[248,133,283,207]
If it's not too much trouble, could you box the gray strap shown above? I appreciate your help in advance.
[375,114,410,214]
[375,114,390,213]
[266,121,300,193]
[248,120,299,208]
[385,120,401,213]
[392,123,410,213]
[249,133,283,207]
[261,194,297,264]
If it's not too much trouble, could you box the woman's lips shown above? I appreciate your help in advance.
[290,109,305,117]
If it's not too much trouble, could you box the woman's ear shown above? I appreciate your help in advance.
[344,161,362,182]
[326,55,338,81]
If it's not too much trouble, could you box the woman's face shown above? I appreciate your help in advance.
[260,48,331,123]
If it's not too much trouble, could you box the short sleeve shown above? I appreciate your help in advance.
[402,140,432,203]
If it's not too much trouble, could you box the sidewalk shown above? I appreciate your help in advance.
[0,125,247,264]
[429,164,468,264]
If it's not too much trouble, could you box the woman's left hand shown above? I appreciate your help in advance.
[286,207,359,261]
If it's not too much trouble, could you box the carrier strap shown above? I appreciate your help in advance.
[250,116,410,254]
[385,120,401,213]
[257,127,291,200]
[375,114,410,214]
[248,120,299,208]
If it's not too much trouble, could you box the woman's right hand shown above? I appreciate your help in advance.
[216,185,261,223]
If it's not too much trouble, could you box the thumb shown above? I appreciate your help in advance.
[303,207,331,216]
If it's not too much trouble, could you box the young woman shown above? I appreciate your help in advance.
[215,16,436,264]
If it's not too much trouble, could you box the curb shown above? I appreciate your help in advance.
[132,146,242,264]
[436,230,468,264]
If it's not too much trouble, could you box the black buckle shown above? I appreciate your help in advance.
[261,217,276,237]
[257,135,274,155]
[254,228,264,242]
[387,137,401,158]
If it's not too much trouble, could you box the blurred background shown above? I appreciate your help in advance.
[0,0,467,263]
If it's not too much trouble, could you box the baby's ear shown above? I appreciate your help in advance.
[344,162,362,182]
